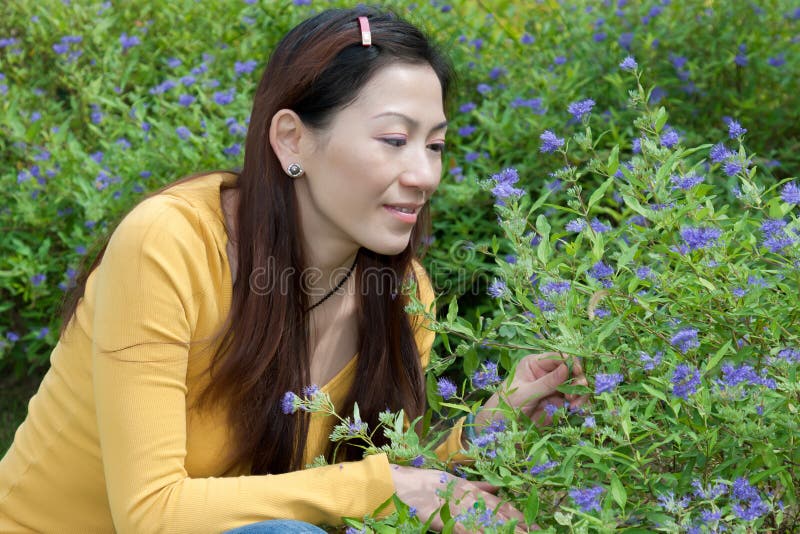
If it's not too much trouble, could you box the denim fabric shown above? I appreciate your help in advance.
[223,519,328,533]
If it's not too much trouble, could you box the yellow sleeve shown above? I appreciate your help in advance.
[92,197,394,534]
[409,261,468,464]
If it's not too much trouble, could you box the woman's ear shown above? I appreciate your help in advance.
[269,109,307,171]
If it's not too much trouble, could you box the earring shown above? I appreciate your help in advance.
[286,163,304,177]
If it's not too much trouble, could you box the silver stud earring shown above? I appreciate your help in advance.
[286,163,304,178]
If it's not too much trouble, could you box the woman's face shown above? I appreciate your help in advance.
[295,62,447,257]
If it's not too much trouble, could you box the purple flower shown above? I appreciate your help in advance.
[281,391,299,414]
[670,173,704,190]
[569,486,604,513]
[410,455,424,468]
[223,143,242,157]
[521,33,535,44]
[589,261,614,281]
[594,373,623,394]
[583,416,596,428]
[670,328,699,353]
[490,168,524,201]
[640,351,663,371]
[149,80,177,95]
[590,218,611,233]
[619,56,638,71]
[488,279,507,298]
[619,32,634,50]
[660,127,680,148]
[31,273,46,287]
[6,331,20,342]
[544,403,558,416]
[541,280,570,295]
[458,125,476,136]
[540,130,565,153]
[709,143,732,163]
[119,32,141,52]
[176,126,191,140]
[768,54,785,67]
[459,102,476,113]
[213,88,235,105]
[472,361,502,389]
[566,219,586,232]
[728,120,747,139]
[567,98,595,121]
[529,460,558,476]
[781,181,800,204]
[37,327,49,340]
[436,377,457,400]
[671,364,701,399]
[476,83,492,95]
[234,60,258,77]
[763,234,794,253]
[166,57,182,68]
[679,226,721,251]
[178,94,195,107]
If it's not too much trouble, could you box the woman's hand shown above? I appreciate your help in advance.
[475,352,589,429]
[390,465,533,533]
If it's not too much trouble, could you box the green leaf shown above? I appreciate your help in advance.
[438,402,471,413]
[697,277,717,292]
[587,177,615,211]
[524,487,539,525]
[610,472,627,510]
[704,339,732,372]
[654,106,668,132]
[607,145,620,177]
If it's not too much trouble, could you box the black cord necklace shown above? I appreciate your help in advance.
[304,252,359,313]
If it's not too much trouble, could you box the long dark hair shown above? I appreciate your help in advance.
[61,6,453,475]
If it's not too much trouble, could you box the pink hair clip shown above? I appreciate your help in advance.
[358,16,372,47]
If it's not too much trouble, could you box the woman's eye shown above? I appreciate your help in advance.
[428,142,446,153]
[382,137,407,147]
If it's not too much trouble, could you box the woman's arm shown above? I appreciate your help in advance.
[92,197,395,533]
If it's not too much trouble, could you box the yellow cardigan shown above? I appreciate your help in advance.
[0,172,463,533]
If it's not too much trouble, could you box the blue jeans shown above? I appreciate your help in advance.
[224,520,327,533]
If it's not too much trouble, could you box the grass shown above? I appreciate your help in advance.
[0,370,45,456]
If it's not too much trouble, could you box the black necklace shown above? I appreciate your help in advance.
[304,253,359,313]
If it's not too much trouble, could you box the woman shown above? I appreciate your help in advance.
[0,7,582,533]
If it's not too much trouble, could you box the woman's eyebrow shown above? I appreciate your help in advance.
[371,111,448,134]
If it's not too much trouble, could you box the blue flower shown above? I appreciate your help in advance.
[589,261,614,281]
[472,361,502,389]
[709,143,732,163]
[476,83,492,95]
[541,280,571,295]
[619,32,634,50]
[458,125,476,137]
[727,119,747,139]
[436,378,457,400]
[281,391,299,414]
[590,218,611,233]
[768,53,785,67]
[671,364,701,399]
[213,88,235,105]
[31,274,46,287]
[670,173,704,190]
[178,94,195,107]
[529,460,558,476]
[149,80,177,95]
[582,416,596,428]
[223,143,242,157]
[594,373,623,394]
[119,32,141,52]
[660,127,680,148]
[459,102,476,113]
[569,486,604,513]
[490,168,524,201]
[6,331,20,342]
[639,351,663,371]
[619,56,638,71]
[567,98,595,121]
[635,266,653,280]
[539,130,564,153]
[679,226,721,251]
[566,219,586,232]
[780,181,800,204]
[176,126,191,140]
[234,60,258,77]
[410,455,424,468]
[488,279,507,298]
[670,328,699,353]
[166,57,182,68]
[521,33,535,44]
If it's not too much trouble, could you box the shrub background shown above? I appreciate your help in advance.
[1,0,799,530]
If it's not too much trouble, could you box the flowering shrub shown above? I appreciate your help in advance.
[312,65,800,532]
